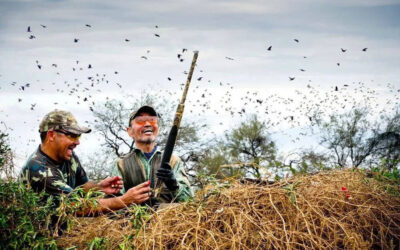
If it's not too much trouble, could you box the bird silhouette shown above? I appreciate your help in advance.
[85,24,91,28]
[74,38,79,43]
[267,46,272,51]
[341,48,347,52]
[362,48,368,52]
[294,39,299,43]
[289,77,295,81]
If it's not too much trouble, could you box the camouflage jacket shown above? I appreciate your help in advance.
[20,146,88,195]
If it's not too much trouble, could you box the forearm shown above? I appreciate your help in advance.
[81,181,98,192]
[79,196,129,216]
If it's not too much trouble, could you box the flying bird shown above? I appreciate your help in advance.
[29,35,35,39]
[141,56,148,60]
[74,38,79,43]
[182,48,187,53]
[337,63,340,66]
[362,48,368,52]
[225,56,234,60]
[154,33,160,37]
[40,24,46,28]
[167,77,172,81]
[299,69,306,72]
[335,86,339,91]
[125,39,130,42]
[289,77,295,81]
[27,26,31,32]
[267,46,272,51]
[197,77,203,81]
[294,39,299,43]
[85,24,92,27]
[341,48,347,52]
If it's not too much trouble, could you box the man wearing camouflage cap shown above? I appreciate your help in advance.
[111,106,193,206]
[21,109,153,214]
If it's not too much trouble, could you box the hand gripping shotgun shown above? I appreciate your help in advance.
[153,51,199,199]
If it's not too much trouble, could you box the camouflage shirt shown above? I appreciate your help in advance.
[20,146,88,195]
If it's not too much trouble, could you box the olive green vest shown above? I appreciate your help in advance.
[117,149,179,204]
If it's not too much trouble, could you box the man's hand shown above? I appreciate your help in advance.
[97,176,123,195]
[156,163,179,191]
[122,181,152,205]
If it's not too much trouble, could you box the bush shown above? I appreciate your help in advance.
[0,181,58,249]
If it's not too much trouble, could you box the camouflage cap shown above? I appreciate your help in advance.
[39,109,91,134]
[128,106,157,126]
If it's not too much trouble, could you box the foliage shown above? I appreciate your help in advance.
[317,107,376,168]
[0,181,58,249]
[368,110,400,170]
[0,131,15,180]
[223,114,277,179]
[193,144,239,180]
[289,149,332,175]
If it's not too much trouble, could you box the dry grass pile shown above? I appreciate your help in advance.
[56,211,138,249]
[58,170,400,249]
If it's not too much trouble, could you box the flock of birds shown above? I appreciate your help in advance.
[0,22,399,151]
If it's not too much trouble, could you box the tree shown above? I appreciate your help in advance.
[0,131,15,180]
[368,110,400,170]
[317,107,376,169]
[222,114,276,179]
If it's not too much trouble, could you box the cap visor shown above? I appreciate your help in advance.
[64,126,91,134]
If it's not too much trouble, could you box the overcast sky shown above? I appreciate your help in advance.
[0,0,399,168]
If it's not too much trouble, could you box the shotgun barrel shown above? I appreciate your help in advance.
[154,51,199,198]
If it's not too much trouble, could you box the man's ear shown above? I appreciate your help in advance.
[46,130,57,142]
[127,126,134,137]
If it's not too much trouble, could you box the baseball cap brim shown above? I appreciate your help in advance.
[62,125,91,135]
[133,106,157,119]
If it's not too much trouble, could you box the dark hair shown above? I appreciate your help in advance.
[40,132,48,143]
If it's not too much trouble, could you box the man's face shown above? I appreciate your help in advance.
[127,113,159,144]
[51,130,81,161]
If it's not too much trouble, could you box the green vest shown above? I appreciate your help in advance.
[117,149,179,204]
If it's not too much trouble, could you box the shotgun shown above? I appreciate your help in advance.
[154,51,199,198]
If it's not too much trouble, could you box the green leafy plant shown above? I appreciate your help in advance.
[0,181,58,249]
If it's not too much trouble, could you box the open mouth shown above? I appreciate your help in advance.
[143,129,153,135]
[67,145,75,156]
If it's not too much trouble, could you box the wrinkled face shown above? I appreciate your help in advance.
[48,130,81,161]
[127,113,159,144]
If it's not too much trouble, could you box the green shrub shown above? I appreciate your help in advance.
[0,181,58,249]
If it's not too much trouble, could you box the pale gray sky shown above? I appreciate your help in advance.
[0,0,399,168]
